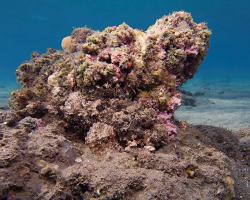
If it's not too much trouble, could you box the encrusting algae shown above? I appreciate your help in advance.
[2,11,249,200]
[10,11,210,152]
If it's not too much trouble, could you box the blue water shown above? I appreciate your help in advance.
[0,0,250,83]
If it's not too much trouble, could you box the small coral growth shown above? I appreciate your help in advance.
[10,12,210,152]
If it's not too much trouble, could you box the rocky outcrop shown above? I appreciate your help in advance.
[5,12,250,200]
[9,12,210,151]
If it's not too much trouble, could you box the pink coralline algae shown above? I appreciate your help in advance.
[9,12,211,152]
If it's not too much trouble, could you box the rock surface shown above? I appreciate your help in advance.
[9,12,210,151]
[2,12,248,200]
[0,111,249,199]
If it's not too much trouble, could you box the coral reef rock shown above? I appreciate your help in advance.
[1,11,249,200]
[9,11,210,151]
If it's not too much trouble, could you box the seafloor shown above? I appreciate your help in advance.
[176,78,250,131]
[0,78,250,199]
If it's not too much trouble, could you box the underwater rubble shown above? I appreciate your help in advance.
[0,12,249,199]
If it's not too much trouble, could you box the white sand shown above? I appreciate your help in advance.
[176,79,250,130]
[176,99,250,130]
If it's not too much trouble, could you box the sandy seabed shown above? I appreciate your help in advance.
[176,79,250,131]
